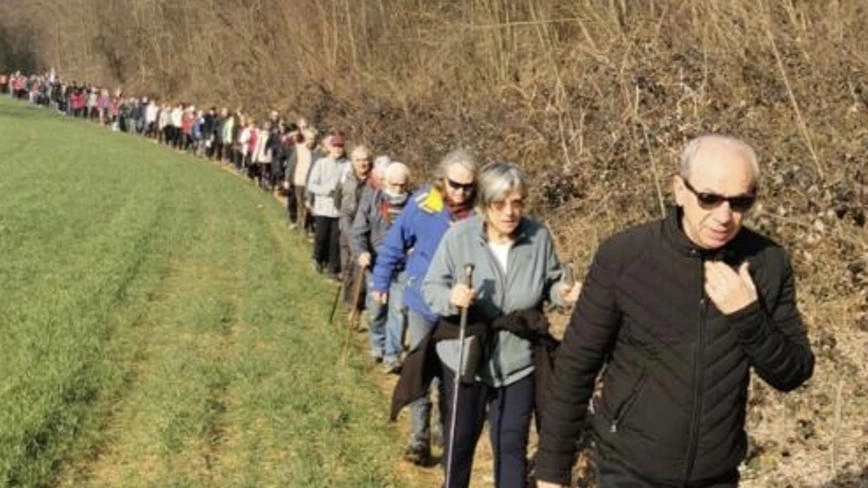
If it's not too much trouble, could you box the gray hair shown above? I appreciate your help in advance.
[434,149,478,183]
[476,162,527,213]
[350,144,371,160]
[680,135,759,179]
[372,156,391,180]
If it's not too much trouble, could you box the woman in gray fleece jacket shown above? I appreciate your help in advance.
[422,162,580,488]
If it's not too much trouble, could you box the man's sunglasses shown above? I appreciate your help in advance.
[446,178,475,193]
[682,177,757,212]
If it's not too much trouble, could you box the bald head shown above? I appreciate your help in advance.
[385,162,410,183]
[679,135,759,183]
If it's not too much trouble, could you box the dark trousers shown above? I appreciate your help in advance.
[286,185,298,223]
[313,216,341,275]
[441,366,534,488]
[594,458,739,488]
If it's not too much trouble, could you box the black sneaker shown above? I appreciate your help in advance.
[403,442,431,466]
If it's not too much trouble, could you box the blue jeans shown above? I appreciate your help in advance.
[367,272,406,362]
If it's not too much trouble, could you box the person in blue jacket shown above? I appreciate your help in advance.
[370,149,478,465]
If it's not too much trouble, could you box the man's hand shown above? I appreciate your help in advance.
[704,261,758,315]
[371,290,388,304]
[358,252,372,268]
[449,283,474,309]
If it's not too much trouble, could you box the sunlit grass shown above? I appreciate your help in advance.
[0,99,411,488]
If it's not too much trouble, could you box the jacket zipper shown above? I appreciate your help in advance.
[682,258,707,487]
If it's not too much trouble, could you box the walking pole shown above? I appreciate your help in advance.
[348,263,368,331]
[327,279,344,325]
[445,264,474,488]
[340,263,368,364]
[327,254,353,325]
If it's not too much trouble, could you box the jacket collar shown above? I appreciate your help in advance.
[472,215,532,245]
[663,206,743,262]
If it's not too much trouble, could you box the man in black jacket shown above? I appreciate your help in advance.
[536,135,814,487]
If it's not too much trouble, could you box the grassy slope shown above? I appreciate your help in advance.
[0,98,413,488]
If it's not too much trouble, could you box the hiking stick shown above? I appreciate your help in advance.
[563,255,577,296]
[340,263,368,363]
[550,255,577,314]
[445,264,474,488]
[348,263,368,331]
[327,253,353,326]
[327,278,344,325]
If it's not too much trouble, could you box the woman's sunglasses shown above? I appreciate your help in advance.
[682,177,756,213]
[446,178,475,193]
[489,198,525,212]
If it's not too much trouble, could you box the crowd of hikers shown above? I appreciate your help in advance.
[4,70,815,488]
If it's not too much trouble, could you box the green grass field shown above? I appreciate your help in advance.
[0,98,412,487]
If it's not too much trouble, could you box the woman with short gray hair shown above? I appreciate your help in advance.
[423,161,580,488]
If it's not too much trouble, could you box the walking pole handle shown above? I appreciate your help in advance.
[462,263,475,287]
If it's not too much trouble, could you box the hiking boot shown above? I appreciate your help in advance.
[403,442,431,466]
[382,358,402,375]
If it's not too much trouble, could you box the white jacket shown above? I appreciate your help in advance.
[238,127,252,156]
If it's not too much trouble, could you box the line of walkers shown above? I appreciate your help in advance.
[6,70,815,488]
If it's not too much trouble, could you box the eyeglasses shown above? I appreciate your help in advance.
[489,198,525,212]
[682,177,757,213]
[446,178,475,193]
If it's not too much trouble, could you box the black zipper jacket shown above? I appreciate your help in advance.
[535,208,814,486]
